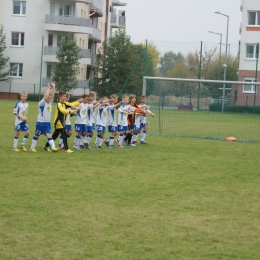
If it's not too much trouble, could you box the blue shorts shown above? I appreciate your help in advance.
[118,125,128,132]
[108,125,118,133]
[92,123,95,130]
[14,122,29,132]
[34,122,52,136]
[65,124,72,132]
[140,123,147,128]
[134,125,140,132]
[75,124,87,133]
[86,125,94,134]
[96,125,106,134]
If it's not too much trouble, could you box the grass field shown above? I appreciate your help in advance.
[1,100,260,259]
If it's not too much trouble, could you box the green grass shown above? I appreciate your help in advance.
[0,100,260,259]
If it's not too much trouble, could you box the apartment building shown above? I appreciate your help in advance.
[232,0,260,105]
[0,0,126,96]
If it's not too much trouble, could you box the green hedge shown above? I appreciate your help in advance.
[209,103,260,114]
[17,94,82,102]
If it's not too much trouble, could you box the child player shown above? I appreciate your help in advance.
[117,95,135,148]
[73,94,100,150]
[58,93,75,149]
[138,95,155,144]
[94,96,110,148]
[104,94,123,148]
[13,91,29,152]
[30,82,59,152]
[43,91,80,153]
[83,96,101,149]
[125,94,144,146]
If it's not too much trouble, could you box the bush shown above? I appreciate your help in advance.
[17,94,82,102]
[209,103,260,114]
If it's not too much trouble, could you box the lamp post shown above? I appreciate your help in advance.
[215,11,229,112]
[208,31,222,80]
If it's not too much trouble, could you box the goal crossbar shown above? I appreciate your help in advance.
[142,76,260,95]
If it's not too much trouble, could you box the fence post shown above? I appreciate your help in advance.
[254,43,259,107]
[197,41,203,111]
[34,84,36,98]
[9,82,11,100]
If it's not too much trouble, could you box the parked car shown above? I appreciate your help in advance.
[177,101,193,110]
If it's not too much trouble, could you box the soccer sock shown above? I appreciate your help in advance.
[74,136,81,147]
[13,137,18,149]
[141,130,147,141]
[59,135,63,148]
[97,134,103,146]
[86,135,92,144]
[118,134,124,145]
[95,135,98,144]
[31,137,38,149]
[48,138,55,149]
[132,134,137,143]
[109,136,114,146]
[20,135,28,146]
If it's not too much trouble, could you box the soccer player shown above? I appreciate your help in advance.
[73,94,101,150]
[117,95,135,148]
[13,91,29,152]
[30,82,59,152]
[104,94,123,148]
[43,91,80,153]
[138,95,155,144]
[125,94,144,146]
[94,96,110,148]
[83,96,101,149]
[58,93,75,149]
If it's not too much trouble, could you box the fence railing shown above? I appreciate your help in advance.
[45,14,92,27]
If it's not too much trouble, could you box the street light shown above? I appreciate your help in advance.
[208,31,222,80]
[215,11,229,112]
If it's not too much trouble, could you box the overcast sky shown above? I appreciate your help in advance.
[122,0,242,55]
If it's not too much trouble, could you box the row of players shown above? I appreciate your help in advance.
[13,82,154,153]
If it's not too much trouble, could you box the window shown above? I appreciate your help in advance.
[10,63,23,77]
[13,1,26,15]
[246,44,259,58]
[47,65,52,78]
[48,34,53,46]
[11,32,24,46]
[248,11,260,25]
[57,35,62,46]
[243,78,257,93]
[50,2,55,15]
[59,4,69,16]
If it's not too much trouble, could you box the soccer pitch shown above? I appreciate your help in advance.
[0,100,260,259]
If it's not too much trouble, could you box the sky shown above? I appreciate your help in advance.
[121,0,242,55]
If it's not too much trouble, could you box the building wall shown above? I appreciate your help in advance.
[236,0,260,106]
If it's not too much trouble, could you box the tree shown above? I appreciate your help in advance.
[0,25,10,82]
[159,51,185,76]
[52,32,81,92]
[93,28,143,97]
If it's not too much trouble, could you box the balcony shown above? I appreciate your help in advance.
[89,0,103,17]
[42,77,89,89]
[111,10,126,28]
[44,14,93,34]
[112,0,127,7]
[43,46,96,64]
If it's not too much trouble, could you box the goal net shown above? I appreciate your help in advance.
[143,77,260,142]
